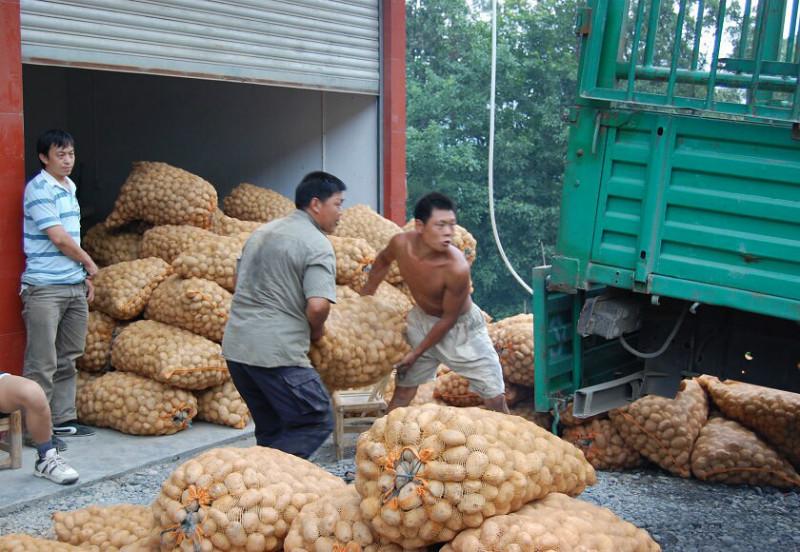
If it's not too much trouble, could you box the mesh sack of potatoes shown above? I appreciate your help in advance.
[493,316,534,387]
[77,371,196,436]
[196,380,251,429]
[153,446,346,552]
[91,258,173,320]
[310,296,410,391]
[284,486,424,552]
[140,225,217,264]
[145,275,231,343]
[77,311,116,373]
[433,369,483,407]
[0,534,87,551]
[558,401,607,427]
[329,235,375,290]
[172,233,247,292]
[222,182,296,223]
[334,205,403,284]
[393,282,416,304]
[83,223,142,267]
[373,282,414,317]
[112,320,229,390]
[403,220,477,265]
[53,504,155,551]
[210,208,262,237]
[508,402,553,430]
[487,313,531,349]
[337,285,361,301]
[105,162,217,230]
[440,493,661,552]
[562,419,644,471]
[354,403,597,549]
[698,375,800,469]
[690,415,800,488]
[609,378,708,478]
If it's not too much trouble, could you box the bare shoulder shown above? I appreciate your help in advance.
[445,246,471,283]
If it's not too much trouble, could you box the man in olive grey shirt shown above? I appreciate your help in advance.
[222,171,345,459]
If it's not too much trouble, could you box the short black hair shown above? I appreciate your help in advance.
[295,171,347,209]
[37,129,75,167]
[414,192,456,223]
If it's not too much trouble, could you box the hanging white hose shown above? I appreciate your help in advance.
[488,0,533,294]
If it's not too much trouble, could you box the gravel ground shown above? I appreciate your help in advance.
[1,435,798,551]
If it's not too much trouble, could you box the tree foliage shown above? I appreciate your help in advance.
[406,0,579,317]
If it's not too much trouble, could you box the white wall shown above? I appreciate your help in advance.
[23,65,379,227]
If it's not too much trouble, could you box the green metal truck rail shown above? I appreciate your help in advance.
[533,0,800,412]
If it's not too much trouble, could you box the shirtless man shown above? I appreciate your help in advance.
[360,192,508,413]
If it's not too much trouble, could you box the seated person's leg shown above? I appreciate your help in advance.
[0,373,52,446]
[0,373,79,484]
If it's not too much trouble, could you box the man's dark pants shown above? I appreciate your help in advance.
[227,361,333,459]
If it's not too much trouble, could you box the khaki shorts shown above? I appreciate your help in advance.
[399,303,505,399]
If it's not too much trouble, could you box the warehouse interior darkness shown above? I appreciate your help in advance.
[22,64,381,231]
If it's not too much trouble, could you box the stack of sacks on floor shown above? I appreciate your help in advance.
[76,162,265,435]
[553,376,800,490]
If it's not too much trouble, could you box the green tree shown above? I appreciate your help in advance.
[406,0,579,318]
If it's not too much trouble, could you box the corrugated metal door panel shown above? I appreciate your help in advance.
[20,0,380,94]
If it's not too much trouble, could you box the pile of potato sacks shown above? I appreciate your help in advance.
[7,408,662,552]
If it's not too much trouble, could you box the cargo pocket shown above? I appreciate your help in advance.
[280,368,331,417]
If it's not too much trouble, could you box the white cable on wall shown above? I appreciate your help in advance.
[488,0,533,295]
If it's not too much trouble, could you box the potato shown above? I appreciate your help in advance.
[563,419,644,471]
[329,235,375,290]
[284,486,422,552]
[222,183,295,223]
[489,314,534,387]
[609,378,708,478]
[310,296,410,390]
[433,369,482,407]
[698,375,800,469]
[91,258,172,320]
[334,205,403,284]
[83,223,142,267]
[210,208,262,236]
[145,275,231,342]
[195,380,251,429]
[111,320,229,390]
[172,233,247,292]
[440,493,660,552]
[77,311,116,373]
[403,220,477,265]
[691,416,800,488]
[558,401,607,427]
[154,447,345,552]
[105,162,217,230]
[140,225,217,264]
[76,371,197,435]
[0,534,86,551]
[355,404,596,548]
[53,504,155,551]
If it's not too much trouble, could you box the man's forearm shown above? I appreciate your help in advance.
[360,257,391,295]
[53,238,96,275]
[306,307,329,340]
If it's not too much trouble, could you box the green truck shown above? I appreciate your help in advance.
[533,0,800,417]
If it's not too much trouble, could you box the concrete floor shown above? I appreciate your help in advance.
[0,421,255,514]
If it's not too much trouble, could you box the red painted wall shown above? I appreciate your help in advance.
[382,0,407,225]
[0,0,26,376]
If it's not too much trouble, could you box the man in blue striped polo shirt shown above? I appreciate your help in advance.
[21,129,99,453]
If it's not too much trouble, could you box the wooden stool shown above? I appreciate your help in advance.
[0,410,23,470]
[332,374,391,460]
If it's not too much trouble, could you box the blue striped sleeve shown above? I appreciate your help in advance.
[25,186,61,231]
